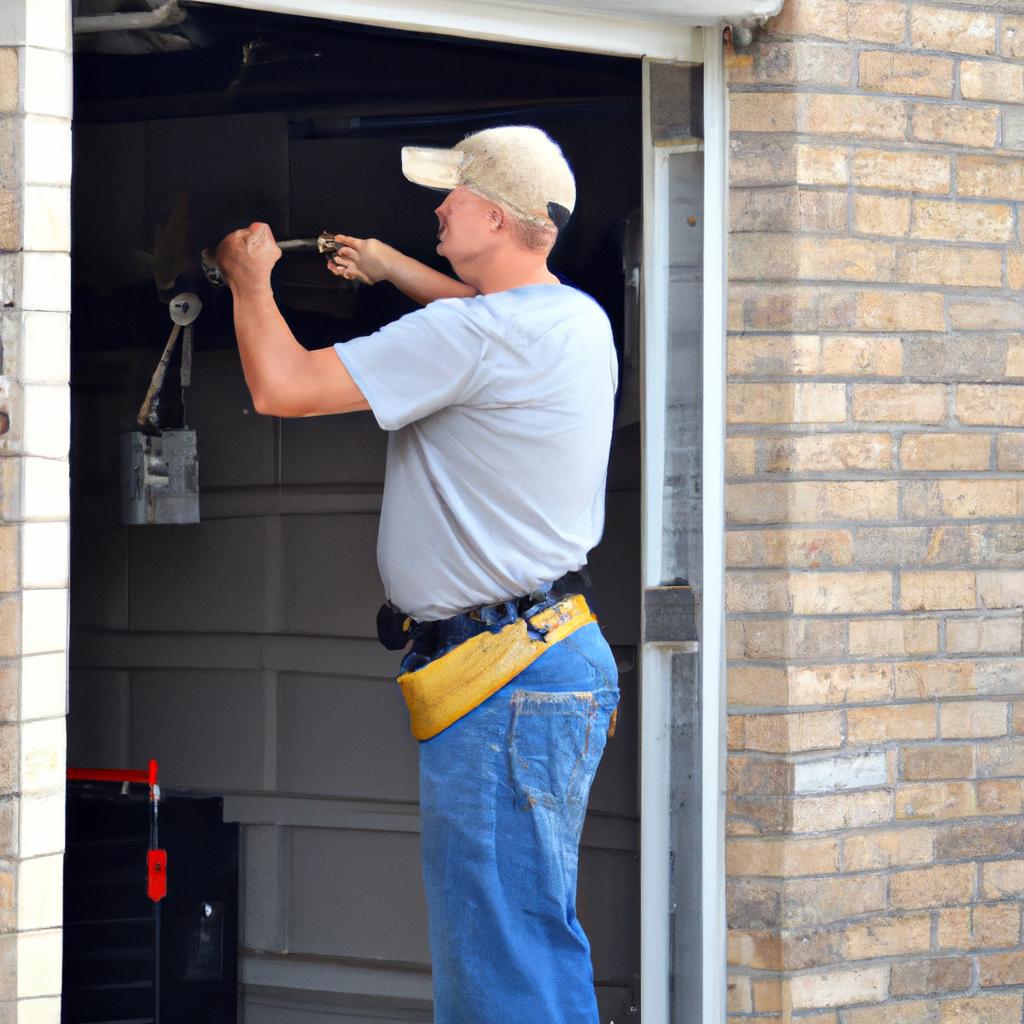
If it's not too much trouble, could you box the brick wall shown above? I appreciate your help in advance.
[0,1,72,1020]
[725,1,1024,1019]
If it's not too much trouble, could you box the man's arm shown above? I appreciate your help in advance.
[327,234,476,305]
[216,222,371,418]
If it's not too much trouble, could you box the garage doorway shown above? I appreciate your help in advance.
[66,7,648,1022]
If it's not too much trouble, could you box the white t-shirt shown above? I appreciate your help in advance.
[334,283,617,621]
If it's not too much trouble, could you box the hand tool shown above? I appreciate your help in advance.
[200,230,343,286]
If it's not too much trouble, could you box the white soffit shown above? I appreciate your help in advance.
[195,0,781,61]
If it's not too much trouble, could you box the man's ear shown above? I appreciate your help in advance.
[487,205,506,232]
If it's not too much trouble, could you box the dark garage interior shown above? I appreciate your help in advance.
[66,6,644,1022]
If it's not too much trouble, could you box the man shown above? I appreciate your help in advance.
[215,125,619,1023]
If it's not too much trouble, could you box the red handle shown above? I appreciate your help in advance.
[147,849,168,902]
[68,759,159,787]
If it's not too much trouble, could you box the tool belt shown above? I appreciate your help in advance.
[397,593,596,741]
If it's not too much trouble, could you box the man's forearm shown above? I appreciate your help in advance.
[384,249,476,305]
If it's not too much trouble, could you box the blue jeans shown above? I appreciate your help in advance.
[406,611,619,1024]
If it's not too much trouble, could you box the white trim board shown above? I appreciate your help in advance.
[195,0,706,60]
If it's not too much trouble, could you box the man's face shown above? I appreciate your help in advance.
[434,187,498,265]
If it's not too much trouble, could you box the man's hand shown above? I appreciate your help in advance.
[326,235,394,285]
[215,222,282,295]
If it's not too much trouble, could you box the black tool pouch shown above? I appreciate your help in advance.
[376,603,412,651]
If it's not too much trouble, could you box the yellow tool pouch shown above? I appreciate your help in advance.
[397,593,596,741]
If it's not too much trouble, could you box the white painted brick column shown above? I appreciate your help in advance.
[0,1,72,1022]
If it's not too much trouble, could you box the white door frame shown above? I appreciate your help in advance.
[117,4,732,1020]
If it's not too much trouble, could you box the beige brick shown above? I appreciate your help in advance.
[726,973,752,1013]
[949,298,1024,331]
[853,384,946,423]
[904,480,1023,519]
[770,0,850,40]
[725,571,790,612]
[788,663,893,705]
[727,481,898,524]
[896,243,1002,287]
[730,233,897,283]
[843,909,933,962]
[860,51,953,97]
[978,740,1024,778]
[803,93,908,140]
[854,194,911,236]
[938,904,1021,951]
[977,782,1024,818]
[790,789,892,832]
[726,529,854,568]
[961,60,1024,103]
[731,284,944,332]
[1010,255,1024,292]
[947,616,1022,655]
[896,661,975,699]
[981,860,1024,900]
[725,437,756,476]
[752,977,783,1012]
[941,701,1008,739]
[843,826,934,871]
[977,571,1024,610]
[901,433,990,471]
[856,289,944,331]
[731,185,849,234]
[727,382,847,423]
[731,92,799,132]
[729,664,788,706]
[727,928,783,970]
[902,744,973,781]
[763,434,892,473]
[891,862,974,909]
[958,155,1024,201]
[1009,341,1024,377]
[0,51,17,113]
[797,144,850,185]
[900,571,976,611]
[892,955,973,997]
[820,335,903,375]
[938,995,1024,1024]
[790,571,893,614]
[727,714,745,750]
[729,618,847,661]
[726,836,839,877]
[997,432,1024,470]
[853,149,950,194]
[789,966,887,1010]
[848,703,936,743]
[738,710,843,753]
[910,103,998,148]
[848,0,906,43]
[742,41,853,88]
[911,6,996,54]
[846,1002,933,1024]
[896,780,978,819]
[979,951,1024,987]
[727,335,820,375]
[911,198,1013,243]
[977,782,1023,822]
[958,385,1024,426]
[1015,702,1024,735]
[1004,16,1024,59]
[849,618,938,656]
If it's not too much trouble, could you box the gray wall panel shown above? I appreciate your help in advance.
[278,671,418,803]
[129,517,280,634]
[288,828,430,963]
[280,412,387,487]
[129,669,267,791]
[280,514,384,638]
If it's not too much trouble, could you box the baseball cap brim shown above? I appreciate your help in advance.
[401,146,469,190]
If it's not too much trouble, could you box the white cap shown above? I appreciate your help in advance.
[401,125,576,229]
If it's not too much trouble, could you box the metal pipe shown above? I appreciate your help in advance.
[73,0,186,35]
